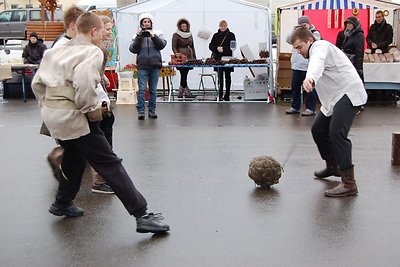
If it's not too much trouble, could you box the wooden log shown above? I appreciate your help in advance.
[392,132,400,166]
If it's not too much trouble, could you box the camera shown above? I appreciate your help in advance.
[140,27,150,37]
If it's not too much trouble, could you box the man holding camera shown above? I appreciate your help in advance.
[129,13,167,120]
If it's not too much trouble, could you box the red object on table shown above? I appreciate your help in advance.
[104,70,118,92]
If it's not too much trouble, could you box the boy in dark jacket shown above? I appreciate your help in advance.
[22,32,47,64]
[129,13,166,120]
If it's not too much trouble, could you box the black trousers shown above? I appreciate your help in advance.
[217,69,232,100]
[56,121,147,217]
[311,94,359,171]
[99,111,115,148]
[178,68,190,88]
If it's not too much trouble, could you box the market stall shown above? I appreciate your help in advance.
[113,0,274,98]
[276,0,400,93]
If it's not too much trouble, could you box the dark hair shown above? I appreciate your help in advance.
[375,10,384,16]
[177,18,190,31]
[290,27,315,44]
[63,6,84,30]
[76,12,103,34]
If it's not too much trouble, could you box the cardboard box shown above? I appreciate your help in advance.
[116,91,137,104]
[0,64,12,80]
[278,68,292,79]
[243,77,269,100]
[279,60,292,69]
[279,52,292,60]
[118,78,138,91]
[277,77,291,89]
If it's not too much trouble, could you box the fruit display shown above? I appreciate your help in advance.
[168,57,267,66]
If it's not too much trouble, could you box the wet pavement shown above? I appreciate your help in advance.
[0,99,400,267]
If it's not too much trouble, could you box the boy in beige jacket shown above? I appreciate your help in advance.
[32,12,170,234]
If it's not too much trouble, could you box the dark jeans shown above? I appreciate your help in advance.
[291,69,317,111]
[311,94,359,170]
[178,68,190,88]
[56,121,147,217]
[217,69,232,100]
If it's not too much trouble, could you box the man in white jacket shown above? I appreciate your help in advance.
[290,27,367,197]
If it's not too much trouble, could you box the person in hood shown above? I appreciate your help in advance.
[366,10,393,54]
[209,20,236,101]
[22,32,47,64]
[335,16,365,82]
[129,13,167,120]
[172,18,196,99]
[285,16,321,116]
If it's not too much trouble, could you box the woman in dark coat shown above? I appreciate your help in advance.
[22,32,47,65]
[209,20,236,101]
[172,18,196,98]
[335,16,364,83]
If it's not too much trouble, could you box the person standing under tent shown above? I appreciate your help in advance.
[209,20,236,101]
[172,18,197,99]
[129,13,166,120]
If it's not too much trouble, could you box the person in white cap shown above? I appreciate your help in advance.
[285,15,321,116]
[129,13,166,120]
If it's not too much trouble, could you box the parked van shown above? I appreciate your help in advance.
[0,7,62,43]
[77,0,117,11]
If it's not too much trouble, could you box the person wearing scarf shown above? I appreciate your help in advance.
[335,16,365,82]
[366,10,393,54]
[172,18,196,98]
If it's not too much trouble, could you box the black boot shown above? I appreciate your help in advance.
[314,160,341,178]
[325,166,358,197]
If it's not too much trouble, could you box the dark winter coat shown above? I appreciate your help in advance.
[335,17,364,82]
[22,38,47,64]
[129,30,167,69]
[366,19,393,53]
[172,19,196,59]
[209,28,236,71]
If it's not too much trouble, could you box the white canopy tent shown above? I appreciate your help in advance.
[113,0,273,92]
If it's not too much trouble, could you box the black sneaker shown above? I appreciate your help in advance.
[138,113,145,120]
[136,212,170,233]
[91,183,114,194]
[148,111,158,119]
[49,202,84,217]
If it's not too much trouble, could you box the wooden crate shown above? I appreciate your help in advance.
[116,91,137,105]
[26,21,65,41]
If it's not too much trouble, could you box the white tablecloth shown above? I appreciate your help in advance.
[364,62,400,83]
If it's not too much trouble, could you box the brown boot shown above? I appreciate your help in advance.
[324,166,358,197]
[314,160,341,178]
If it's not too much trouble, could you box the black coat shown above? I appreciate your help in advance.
[366,20,393,53]
[22,38,47,65]
[336,24,364,82]
[209,29,236,71]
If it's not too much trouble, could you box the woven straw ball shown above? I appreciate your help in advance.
[248,156,283,188]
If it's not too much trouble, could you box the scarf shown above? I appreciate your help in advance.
[176,29,192,39]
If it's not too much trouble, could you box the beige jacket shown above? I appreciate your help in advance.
[32,37,104,140]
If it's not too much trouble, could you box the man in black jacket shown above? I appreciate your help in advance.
[22,32,47,65]
[366,10,393,54]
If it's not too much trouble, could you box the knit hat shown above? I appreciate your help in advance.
[298,16,310,25]
[29,32,38,39]
[139,13,153,26]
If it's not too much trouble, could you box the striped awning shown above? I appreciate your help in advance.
[280,0,380,10]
